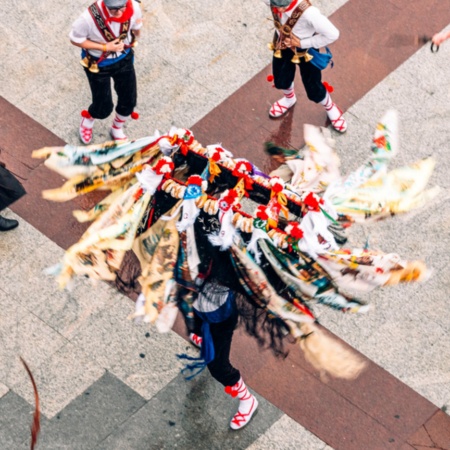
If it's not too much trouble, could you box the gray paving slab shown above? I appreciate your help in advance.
[0,382,9,400]
[247,414,329,450]
[69,291,195,400]
[0,209,51,273]
[1,236,117,340]
[36,371,146,450]
[0,299,68,392]
[0,390,49,450]
[12,342,105,419]
[95,371,283,450]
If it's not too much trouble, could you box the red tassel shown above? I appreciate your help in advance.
[323,82,334,93]
[131,111,139,120]
[267,74,274,82]
[81,110,92,119]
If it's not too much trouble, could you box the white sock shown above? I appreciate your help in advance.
[320,92,340,121]
[281,82,296,106]
[111,113,129,139]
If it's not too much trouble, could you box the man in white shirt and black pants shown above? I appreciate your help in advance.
[266,0,347,133]
[70,0,143,144]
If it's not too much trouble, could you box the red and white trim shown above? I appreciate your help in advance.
[225,377,259,430]
[189,332,202,348]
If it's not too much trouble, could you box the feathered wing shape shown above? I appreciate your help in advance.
[326,109,398,205]
[331,157,440,222]
[72,180,136,223]
[131,207,181,323]
[316,247,429,291]
[230,243,367,379]
[259,240,369,313]
[34,140,162,201]
[299,322,367,380]
[326,111,439,222]
[289,124,341,193]
[57,183,151,287]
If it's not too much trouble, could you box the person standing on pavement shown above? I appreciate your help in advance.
[69,0,143,144]
[265,0,347,133]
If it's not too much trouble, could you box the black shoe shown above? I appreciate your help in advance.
[0,216,19,232]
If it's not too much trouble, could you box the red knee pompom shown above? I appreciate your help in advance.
[131,111,140,120]
[323,81,334,93]
[81,109,92,119]
[267,74,274,82]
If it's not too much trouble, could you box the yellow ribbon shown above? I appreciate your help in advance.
[208,158,222,183]
[277,192,289,218]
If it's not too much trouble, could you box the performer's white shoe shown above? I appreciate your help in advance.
[321,92,347,133]
[269,94,297,118]
[110,126,128,141]
[325,102,347,133]
[110,113,129,141]
[225,377,259,430]
[189,333,202,348]
[79,110,95,144]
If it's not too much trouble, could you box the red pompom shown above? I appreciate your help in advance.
[187,175,203,186]
[131,111,139,120]
[81,110,92,119]
[267,74,274,82]
[256,205,269,221]
[323,82,334,93]
[271,183,283,194]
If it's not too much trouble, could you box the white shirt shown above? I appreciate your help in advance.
[263,0,339,49]
[69,0,143,58]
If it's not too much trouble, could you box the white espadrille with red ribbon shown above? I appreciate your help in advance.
[79,110,95,144]
[225,377,259,430]
[321,92,347,133]
[110,113,129,141]
[269,83,297,118]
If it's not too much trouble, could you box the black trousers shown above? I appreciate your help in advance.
[0,166,26,211]
[272,47,326,103]
[193,307,241,387]
[84,51,137,120]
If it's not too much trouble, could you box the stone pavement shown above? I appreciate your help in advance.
[1,0,450,449]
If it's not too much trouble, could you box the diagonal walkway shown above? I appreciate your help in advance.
[1,0,450,449]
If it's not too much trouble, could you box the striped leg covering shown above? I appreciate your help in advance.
[110,113,129,140]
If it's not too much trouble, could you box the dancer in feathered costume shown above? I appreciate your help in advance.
[32,113,432,430]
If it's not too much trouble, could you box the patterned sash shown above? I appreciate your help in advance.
[88,2,130,43]
[272,0,311,49]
